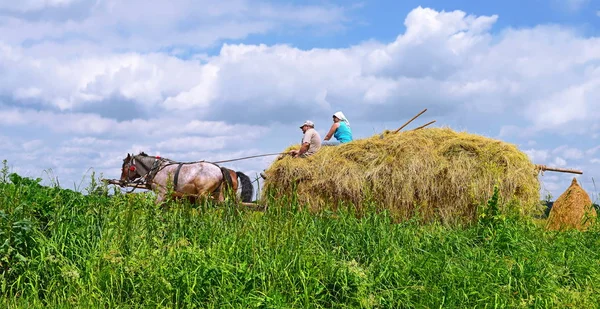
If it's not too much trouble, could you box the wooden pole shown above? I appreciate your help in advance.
[410,120,436,131]
[101,179,149,189]
[393,108,427,133]
[536,165,583,175]
[240,202,267,211]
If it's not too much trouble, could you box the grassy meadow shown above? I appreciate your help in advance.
[1,161,600,308]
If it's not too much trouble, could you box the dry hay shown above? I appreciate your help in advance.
[546,178,596,231]
[261,127,541,225]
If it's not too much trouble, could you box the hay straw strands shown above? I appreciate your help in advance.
[263,127,541,226]
[535,165,583,175]
[393,108,427,133]
[546,177,596,231]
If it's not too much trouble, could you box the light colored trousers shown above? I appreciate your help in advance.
[322,141,341,146]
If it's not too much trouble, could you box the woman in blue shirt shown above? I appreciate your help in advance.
[323,111,353,145]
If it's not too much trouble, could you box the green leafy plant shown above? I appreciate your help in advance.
[1,168,599,308]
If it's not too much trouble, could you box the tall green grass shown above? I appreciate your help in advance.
[1,160,600,308]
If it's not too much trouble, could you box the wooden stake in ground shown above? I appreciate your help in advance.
[393,108,427,133]
[546,177,596,231]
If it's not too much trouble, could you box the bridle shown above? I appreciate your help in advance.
[123,155,164,193]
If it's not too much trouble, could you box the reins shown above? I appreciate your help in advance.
[140,152,286,166]
[210,152,287,164]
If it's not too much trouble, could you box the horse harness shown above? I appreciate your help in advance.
[124,156,163,193]
[131,156,234,195]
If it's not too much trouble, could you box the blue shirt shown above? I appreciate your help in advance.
[334,121,352,143]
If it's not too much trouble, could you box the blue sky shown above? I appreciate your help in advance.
[220,0,600,50]
[0,0,599,201]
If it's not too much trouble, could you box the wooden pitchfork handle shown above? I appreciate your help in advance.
[536,165,583,175]
[410,120,436,131]
[393,108,427,133]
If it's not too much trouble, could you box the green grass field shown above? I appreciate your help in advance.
[1,162,600,308]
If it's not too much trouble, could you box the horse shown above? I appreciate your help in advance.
[120,152,254,205]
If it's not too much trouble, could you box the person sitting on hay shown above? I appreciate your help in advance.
[323,111,352,146]
[260,120,322,180]
[288,120,322,158]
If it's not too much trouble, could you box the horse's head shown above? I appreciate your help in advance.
[120,151,156,183]
[120,153,141,182]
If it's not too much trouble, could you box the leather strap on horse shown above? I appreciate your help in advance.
[173,163,184,190]
[221,167,233,188]
[212,167,233,195]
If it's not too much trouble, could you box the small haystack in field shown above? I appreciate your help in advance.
[546,178,596,231]
[262,127,541,225]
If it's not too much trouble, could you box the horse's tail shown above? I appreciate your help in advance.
[236,171,254,203]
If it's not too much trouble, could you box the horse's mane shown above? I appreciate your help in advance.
[123,151,149,164]
[126,151,188,165]
[136,151,176,162]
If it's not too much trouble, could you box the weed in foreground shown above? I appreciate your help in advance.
[1,170,599,308]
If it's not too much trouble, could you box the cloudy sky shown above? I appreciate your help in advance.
[1,0,599,201]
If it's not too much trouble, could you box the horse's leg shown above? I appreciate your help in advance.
[190,191,215,210]
[212,187,224,203]
[154,186,170,209]
[192,177,225,204]
[211,182,232,205]
[214,169,238,204]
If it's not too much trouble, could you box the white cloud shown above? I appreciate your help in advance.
[0,108,268,139]
[557,0,590,11]
[0,0,349,54]
[62,137,116,147]
[526,80,600,132]
[156,137,228,152]
[552,145,584,159]
[553,156,567,167]
[587,145,600,155]
[13,87,43,100]
[525,149,550,163]
[541,179,563,195]
[0,4,599,199]
[0,135,18,151]
[2,6,598,134]
[0,0,80,12]
[0,49,216,110]
[163,64,221,110]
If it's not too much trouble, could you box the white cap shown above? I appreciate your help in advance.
[300,120,314,128]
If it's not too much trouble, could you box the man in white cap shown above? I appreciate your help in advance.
[260,120,322,180]
[288,120,322,158]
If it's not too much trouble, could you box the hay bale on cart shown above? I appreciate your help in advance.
[262,127,542,225]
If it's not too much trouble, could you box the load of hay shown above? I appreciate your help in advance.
[546,178,596,231]
[261,127,541,225]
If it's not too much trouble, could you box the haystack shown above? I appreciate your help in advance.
[262,127,541,225]
[546,178,596,231]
